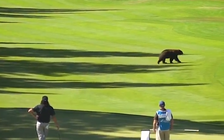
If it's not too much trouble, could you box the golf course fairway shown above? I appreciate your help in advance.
[0,0,223,140]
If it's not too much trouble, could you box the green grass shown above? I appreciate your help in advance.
[0,0,224,140]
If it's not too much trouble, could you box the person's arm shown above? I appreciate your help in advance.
[50,107,59,129]
[153,113,158,132]
[28,108,37,119]
[170,114,174,130]
[52,115,59,129]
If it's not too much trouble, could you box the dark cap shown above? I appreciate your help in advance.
[159,101,165,107]
[42,96,48,101]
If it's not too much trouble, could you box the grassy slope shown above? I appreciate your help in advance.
[0,0,223,140]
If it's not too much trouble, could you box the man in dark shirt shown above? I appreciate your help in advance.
[28,96,59,140]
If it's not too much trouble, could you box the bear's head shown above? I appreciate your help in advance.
[177,50,183,55]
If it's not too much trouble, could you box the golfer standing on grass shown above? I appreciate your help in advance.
[153,101,174,140]
[28,96,59,140]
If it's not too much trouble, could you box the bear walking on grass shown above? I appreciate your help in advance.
[157,49,183,64]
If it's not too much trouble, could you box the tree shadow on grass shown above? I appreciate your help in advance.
[0,21,20,23]
[0,108,153,140]
[0,7,121,18]
[0,89,56,95]
[0,108,223,140]
[0,59,191,75]
[0,42,50,44]
[0,47,159,57]
[0,7,121,14]
[0,76,207,89]
[0,13,49,18]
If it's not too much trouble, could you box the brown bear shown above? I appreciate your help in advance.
[157,49,183,64]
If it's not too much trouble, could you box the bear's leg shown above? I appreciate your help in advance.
[157,57,164,64]
[162,59,167,64]
[170,58,174,63]
[174,56,181,63]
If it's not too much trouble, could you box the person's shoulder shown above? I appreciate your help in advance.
[34,104,41,108]
[157,109,166,112]
[49,105,54,109]
[166,109,171,112]
[33,104,42,111]
[156,109,163,114]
